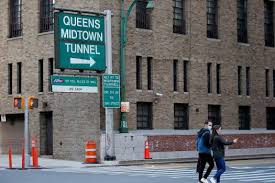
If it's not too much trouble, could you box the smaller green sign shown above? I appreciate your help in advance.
[103,74,120,108]
[51,75,98,93]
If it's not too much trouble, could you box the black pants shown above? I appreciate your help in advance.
[197,153,214,181]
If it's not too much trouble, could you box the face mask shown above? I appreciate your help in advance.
[208,126,212,131]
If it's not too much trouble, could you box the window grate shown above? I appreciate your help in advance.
[237,0,248,43]
[208,105,221,125]
[239,106,250,130]
[137,102,152,129]
[40,0,54,33]
[174,104,189,129]
[267,107,275,130]
[264,0,274,47]
[136,0,151,29]
[173,0,186,34]
[207,0,218,38]
[9,0,22,37]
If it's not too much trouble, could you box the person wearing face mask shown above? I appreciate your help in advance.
[209,125,238,183]
[196,120,214,183]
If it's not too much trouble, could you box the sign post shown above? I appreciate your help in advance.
[104,10,117,161]
[55,12,106,70]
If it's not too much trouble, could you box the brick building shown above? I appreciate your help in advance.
[0,0,275,162]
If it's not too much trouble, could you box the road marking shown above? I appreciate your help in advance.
[39,165,275,183]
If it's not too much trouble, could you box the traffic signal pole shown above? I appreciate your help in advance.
[24,97,30,167]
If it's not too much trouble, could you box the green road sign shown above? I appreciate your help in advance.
[103,74,120,108]
[51,75,98,93]
[54,12,106,70]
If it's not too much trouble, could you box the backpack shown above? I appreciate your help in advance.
[196,130,210,153]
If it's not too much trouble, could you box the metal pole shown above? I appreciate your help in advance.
[24,97,30,167]
[119,0,128,133]
[104,10,116,160]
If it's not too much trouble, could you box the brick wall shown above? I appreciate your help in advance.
[148,134,275,152]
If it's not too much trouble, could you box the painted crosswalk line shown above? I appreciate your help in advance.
[38,165,275,182]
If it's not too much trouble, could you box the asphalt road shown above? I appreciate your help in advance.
[1,159,275,183]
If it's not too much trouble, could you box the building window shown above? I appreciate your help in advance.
[183,61,189,92]
[137,102,152,129]
[40,0,55,33]
[136,0,151,29]
[216,64,221,94]
[9,0,23,38]
[17,62,22,94]
[273,70,275,97]
[173,0,186,34]
[207,0,218,39]
[265,0,274,47]
[208,105,221,125]
[173,60,178,91]
[39,59,44,92]
[174,103,188,129]
[207,63,212,93]
[267,107,275,130]
[136,56,142,90]
[246,67,250,96]
[237,0,248,43]
[238,66,242,95]
[147,57,152,90]
[8,64,13,95]
[48,58,53,92]
[266,69,270,97]
[239,106,250,130]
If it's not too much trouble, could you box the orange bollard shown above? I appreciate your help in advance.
[22,144,25,169]
[31,139,39,168]
[8,145,12,169]
[33,148,38,168]
[144,140,151,159]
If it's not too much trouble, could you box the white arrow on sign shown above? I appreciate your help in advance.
[70,57,96,67]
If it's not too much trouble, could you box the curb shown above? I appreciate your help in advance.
[117,154,275,166]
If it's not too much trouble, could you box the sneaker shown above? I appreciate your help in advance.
[210,177,217,183]
[201,178,209,183]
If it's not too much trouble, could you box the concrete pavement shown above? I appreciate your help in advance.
[1,158,275,183]
[0,155,105,169]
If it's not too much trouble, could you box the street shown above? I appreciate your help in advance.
[1,159,275,183]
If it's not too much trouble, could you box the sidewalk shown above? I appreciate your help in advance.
[0,155,108,169]
[1,154,275,170]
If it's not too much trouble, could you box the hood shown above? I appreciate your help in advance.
[197,128,210,138]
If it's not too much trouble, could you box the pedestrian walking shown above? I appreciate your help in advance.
[209,125,238,183]
[196,120,214,183]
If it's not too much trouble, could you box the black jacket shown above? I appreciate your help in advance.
[211,134,233,159]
